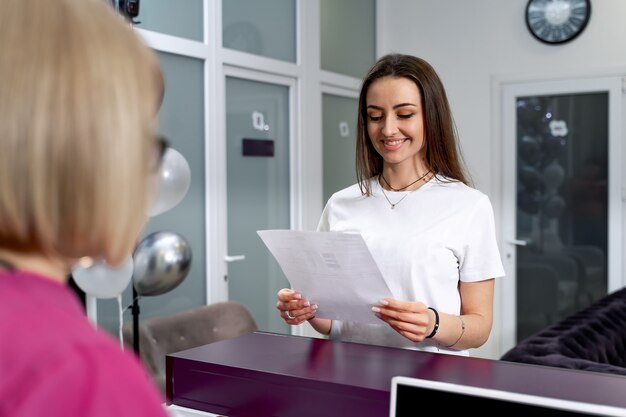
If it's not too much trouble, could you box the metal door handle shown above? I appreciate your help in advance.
[507,239,529,246]
[224,254,246,262]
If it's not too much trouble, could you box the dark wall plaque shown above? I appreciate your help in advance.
[242,138,274,157]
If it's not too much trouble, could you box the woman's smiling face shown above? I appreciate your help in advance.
[366,76,426,168]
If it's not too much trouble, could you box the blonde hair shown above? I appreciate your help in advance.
[0,0,163,265]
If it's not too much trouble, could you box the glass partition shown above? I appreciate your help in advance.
[321,0,376,78]
[223,0,296,62]
[138,0,203,41]
[323,93,358,203]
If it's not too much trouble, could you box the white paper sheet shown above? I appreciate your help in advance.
[257,230,393,325]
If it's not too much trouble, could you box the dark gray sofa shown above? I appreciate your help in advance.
[501,287,626,375]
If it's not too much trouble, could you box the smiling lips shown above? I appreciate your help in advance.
[382,137,408,151]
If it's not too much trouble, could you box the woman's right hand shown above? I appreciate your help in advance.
[276,288,318,324]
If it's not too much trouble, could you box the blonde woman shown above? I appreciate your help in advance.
[0,0,168,415]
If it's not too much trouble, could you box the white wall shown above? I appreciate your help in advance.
[378,0,626,359]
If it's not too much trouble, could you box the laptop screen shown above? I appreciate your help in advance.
[390,376,626,417]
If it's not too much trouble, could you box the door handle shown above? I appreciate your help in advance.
[507,239,529,246]
[224,254,246,262]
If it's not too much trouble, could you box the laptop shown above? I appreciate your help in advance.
[390,376,626,416]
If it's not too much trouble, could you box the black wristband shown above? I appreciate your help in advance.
[425,307,439,339]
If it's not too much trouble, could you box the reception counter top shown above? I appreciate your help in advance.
[166,332,626,417]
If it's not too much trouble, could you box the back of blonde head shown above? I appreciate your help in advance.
[0,0,163,265]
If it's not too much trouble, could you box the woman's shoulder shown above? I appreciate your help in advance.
[430,175,490,204]
[37,339,167,416]
[327,181,366,202]
[1,297,167,416]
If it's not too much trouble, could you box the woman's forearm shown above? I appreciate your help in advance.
[432,312,492,350]
[308,317,332,335]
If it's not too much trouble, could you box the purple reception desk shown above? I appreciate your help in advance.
[166,332,626,417]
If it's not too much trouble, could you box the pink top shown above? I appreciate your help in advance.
[0,269,168,417]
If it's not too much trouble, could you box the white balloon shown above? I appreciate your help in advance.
[72,256,134,299]
[150,148,191,217]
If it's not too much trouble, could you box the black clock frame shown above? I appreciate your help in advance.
[525,0,591,45]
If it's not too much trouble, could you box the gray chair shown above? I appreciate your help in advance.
[123,301,258,392]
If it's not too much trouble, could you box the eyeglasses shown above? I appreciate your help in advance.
[152,135,169,172]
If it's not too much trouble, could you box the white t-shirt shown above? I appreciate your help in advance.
[317,175,505,356]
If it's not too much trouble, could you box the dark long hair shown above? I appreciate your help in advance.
[355,54,470,195]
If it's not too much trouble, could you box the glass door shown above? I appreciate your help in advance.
[502,77,623,349]
[225,75,291,334]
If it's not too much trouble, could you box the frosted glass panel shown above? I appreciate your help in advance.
[321,0,376,78]
[137,0,203,41]
[323,94,357,203]
[98,52,206,334]
[226,77,290,334]
[223,0,296,62]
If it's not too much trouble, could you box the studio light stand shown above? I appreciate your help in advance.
[131,285,141,355]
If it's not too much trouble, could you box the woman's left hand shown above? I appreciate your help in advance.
[372,298,433,343]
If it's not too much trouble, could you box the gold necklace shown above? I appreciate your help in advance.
[380,186,410,209]
[381,169,431,192]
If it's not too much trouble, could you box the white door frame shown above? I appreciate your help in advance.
[499,75,624,354]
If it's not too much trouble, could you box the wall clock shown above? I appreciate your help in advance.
[526,0,591,44]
